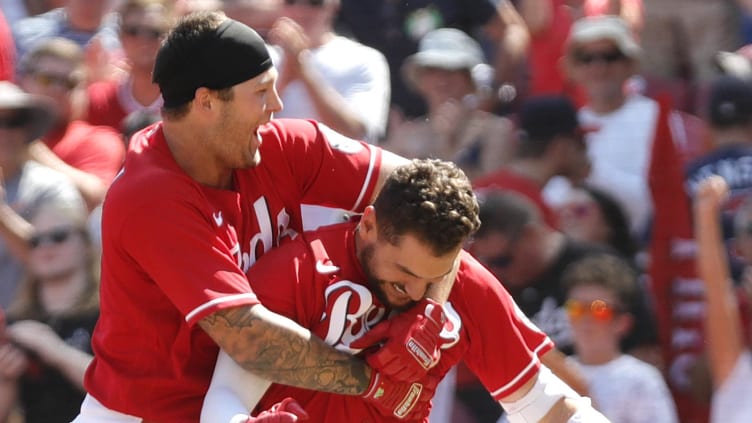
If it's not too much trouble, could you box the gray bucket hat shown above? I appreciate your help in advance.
[402,28,486,88]
[0,81,57,143]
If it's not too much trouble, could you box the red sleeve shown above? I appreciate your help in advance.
[0,10,13,82]
[75,125,126,184]
[261,119,382,212]
[114,177,259,326]
[86,81,127,130]
[456,253,554,401]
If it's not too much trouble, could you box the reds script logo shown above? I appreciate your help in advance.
[232,196,299,273]
[319,280,462,353]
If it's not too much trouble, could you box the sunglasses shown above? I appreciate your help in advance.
[29,227,78,249]
[0,111,29,129]
[30,71,79,91]
[564,299,620,322]
[121,25,165,40]
[573,49,627,65]
[284,0,325,6]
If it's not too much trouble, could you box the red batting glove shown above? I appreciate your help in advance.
[350,298,446,381]
[361,369,439,420]
[247,397,309,422]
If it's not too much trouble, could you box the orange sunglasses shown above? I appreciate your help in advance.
[564,299,619,322]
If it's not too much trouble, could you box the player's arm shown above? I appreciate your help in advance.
[693,175,746,388]
[199,303,370,396]
[498,366,609,423]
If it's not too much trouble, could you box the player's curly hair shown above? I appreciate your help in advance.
[373,159,480,256]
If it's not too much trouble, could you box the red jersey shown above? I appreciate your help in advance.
[86,80,129,131]
[250,222,554,422]
[474,168,560,229]
[84,119,382,422]
[42,120,126,185]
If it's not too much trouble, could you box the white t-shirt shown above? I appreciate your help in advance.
[274,35,391,143]
[573,354,679,423]
[544,94,658,237]
[711,350,752,423]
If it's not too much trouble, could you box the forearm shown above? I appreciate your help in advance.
[0,203,33,263]
[0,378,18,422]
[199,304,370,395]
[517,0,553,34]
[43,343,93,391]
[694,202,745,387]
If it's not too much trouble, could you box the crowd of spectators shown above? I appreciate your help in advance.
[1,0,752,422]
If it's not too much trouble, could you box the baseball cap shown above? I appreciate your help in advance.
[0,81,57,143]
[152,15,273,108]
[519,95,595,142]
[402,28,486,87]
[567,15,641,60]
[708,75,752,128]
[715,44,752,80]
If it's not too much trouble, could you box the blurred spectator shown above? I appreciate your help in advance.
[85,0,173,132]
[714,44,752,81]
[557,184,639,261]
[0,8,14,81]
[382,28,516,180]
[120,109,160,148]
[470,191,657,356]
[562,253,679,423]
[17,37,126,211]
[0,202,99,423]
[335,0,530,118]
[268,0,390,143]
[694,175,752,423]
[10,0,123,82]
[545,15,708,241]
[0,0,63,24]
[639,0,739,113]
[0,81,85,310]
[685,76,752,279]
[474,95,592,228]
[222,0,282,40]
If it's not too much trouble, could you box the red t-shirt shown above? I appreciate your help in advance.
[250,222,553,422]
[0,9,14,82]
[84,119,382,421]
[86,80,129,131]
[43,120,126,185]
[529,0,572,96]
[474,168,560,229]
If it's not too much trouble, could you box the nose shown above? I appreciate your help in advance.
[268,87,284,114]
[405,282,429,302]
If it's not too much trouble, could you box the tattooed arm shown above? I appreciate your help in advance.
[198,303,370,395]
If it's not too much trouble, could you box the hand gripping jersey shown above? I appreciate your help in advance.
[84,119,382,421]
[247,221,554,422]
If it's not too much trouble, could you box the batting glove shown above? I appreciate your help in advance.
[361,369,439,420]
[351,298,446,381]
[247,397,308,422]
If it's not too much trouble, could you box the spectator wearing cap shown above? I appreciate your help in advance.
[382,27,516,180]
[474,95,593,230]
[0,81,85,309]
[685,76,752,276]
[544,15,709,242]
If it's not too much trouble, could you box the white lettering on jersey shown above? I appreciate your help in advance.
[323,280,386,353]
[237,197,299,273]
[319,123,364,154]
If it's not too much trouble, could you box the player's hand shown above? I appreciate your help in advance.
[350,298,446,381]
[361,369,439,420]
[247,397,308,422]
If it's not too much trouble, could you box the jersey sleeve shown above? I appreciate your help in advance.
[262,119,382,213]
[115,180,258,326]
[456,254,554,401]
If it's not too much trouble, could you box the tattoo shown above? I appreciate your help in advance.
[200,306,370,395]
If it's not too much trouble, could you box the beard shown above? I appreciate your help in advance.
[358,242,416,312]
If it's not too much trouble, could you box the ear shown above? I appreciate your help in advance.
[360,206,378,241]
[614,312,634,337]
[194,87,213,112]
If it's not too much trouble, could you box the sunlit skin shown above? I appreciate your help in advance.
[414,67,475,110]
[566,284,632,365]
[119,5,171,72]
[28,208,88,284]
[356,207,460,311]
[566,40,636,113]
[558,188,611,245]
[19,56,77,126]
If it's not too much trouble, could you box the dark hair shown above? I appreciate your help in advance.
[373,159,480,256]
[562,253,638,308]
[580,184,638,258]
[475,191,539,240]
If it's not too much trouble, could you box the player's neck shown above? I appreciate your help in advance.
[162,123,233,189]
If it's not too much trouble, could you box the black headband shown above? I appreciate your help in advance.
[153,19,273,108]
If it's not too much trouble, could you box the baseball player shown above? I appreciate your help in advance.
[75,11,449,423]
[201,159,610,422]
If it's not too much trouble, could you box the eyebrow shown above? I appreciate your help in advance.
[395,261,455,281]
